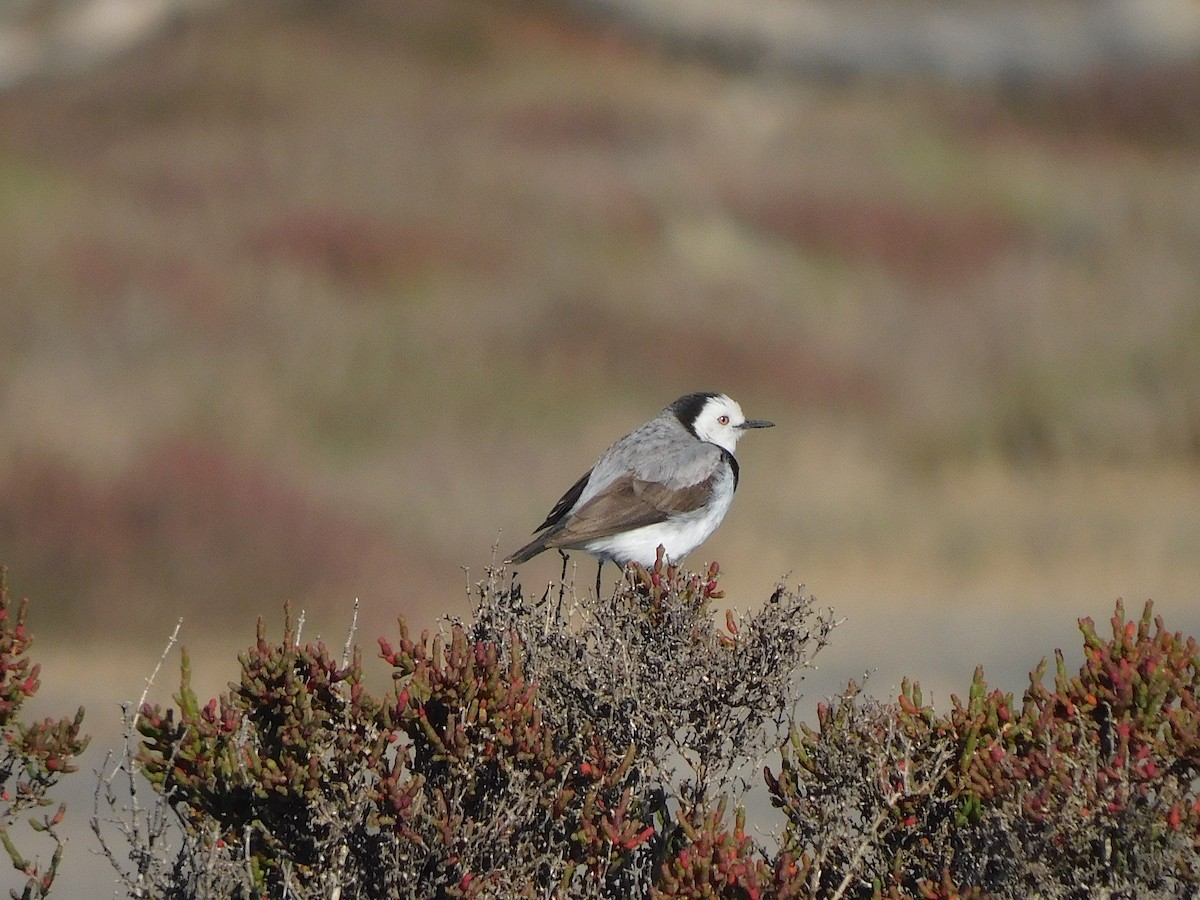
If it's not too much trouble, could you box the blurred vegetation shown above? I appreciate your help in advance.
[0,0,1198,643]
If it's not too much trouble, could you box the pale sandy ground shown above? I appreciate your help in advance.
[21,456,1200,897]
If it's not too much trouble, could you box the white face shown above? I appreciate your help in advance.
[691,395,754,453]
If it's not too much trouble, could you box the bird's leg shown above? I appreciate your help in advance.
[556,550,570,623]
[595,560,603,597]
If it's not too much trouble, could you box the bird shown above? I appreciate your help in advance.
[506,392,774,593]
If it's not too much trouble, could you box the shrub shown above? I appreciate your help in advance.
[0,569,88,900]
[99,555,1199,899]
[108,555,832,898]
[768,599,1200,898]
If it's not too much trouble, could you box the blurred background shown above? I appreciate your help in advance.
[2,0,1199,892]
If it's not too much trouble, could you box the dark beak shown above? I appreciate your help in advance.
[740,419,775,429]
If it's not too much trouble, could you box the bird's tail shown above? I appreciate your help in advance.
[504,534,548,565]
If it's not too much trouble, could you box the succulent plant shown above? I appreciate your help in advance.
[0,569,88,900]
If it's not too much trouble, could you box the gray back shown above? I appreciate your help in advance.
[577,409,723,507]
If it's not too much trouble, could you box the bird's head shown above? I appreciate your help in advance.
[673,392,774,454]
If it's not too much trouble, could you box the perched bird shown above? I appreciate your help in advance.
[506,392,774,593]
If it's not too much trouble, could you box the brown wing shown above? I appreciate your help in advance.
[542,472,715,551]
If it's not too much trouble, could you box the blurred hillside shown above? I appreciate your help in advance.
[5,0,1200,87]
[2,0,1199,700]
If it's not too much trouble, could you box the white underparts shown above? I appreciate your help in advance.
[580,466,736,566]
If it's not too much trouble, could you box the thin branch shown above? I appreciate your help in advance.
[341,599,360,670]
[133,618,183,733]
[294,609,306,647]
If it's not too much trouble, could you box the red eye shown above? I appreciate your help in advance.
[718,415,730,425]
